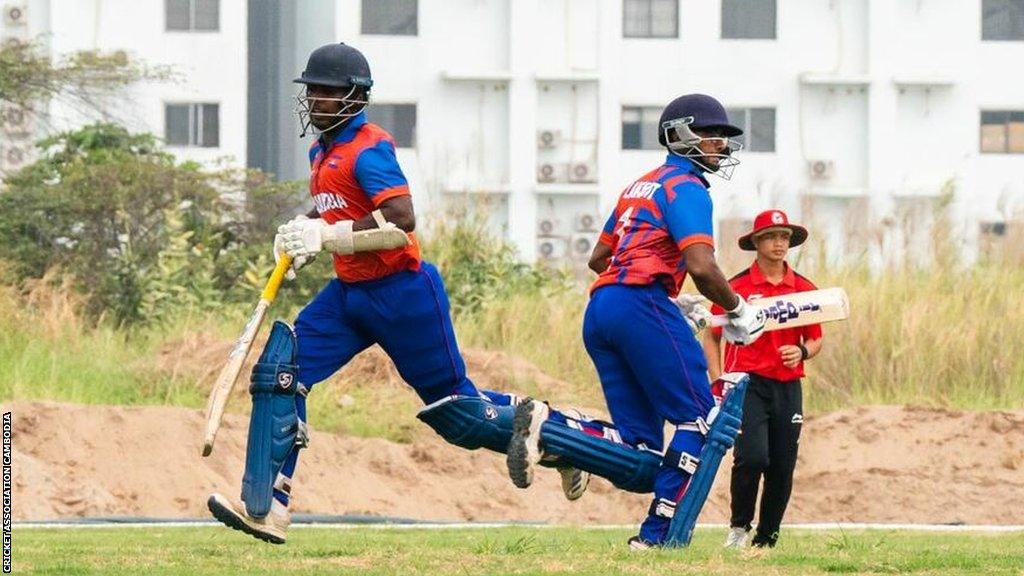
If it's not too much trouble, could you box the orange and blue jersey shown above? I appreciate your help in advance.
[307,110,420,283]
[583,154,718,544]
[591,155,715,298]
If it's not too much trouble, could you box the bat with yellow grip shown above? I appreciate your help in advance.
[201,254,292,457]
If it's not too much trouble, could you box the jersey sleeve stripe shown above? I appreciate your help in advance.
[598,231,616,246]
[370,184,411,206]
[676,233,714,251]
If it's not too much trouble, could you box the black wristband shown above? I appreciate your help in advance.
[798,343,809,360]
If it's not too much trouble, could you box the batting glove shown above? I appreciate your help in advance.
[273,215,315,280]
[673,293,712,335]
[722,295,767,346]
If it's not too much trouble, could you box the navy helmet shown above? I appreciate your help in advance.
[658,94,743,179]
[657,94,742,146]
[293,43,372,137]
[294,42,373,89]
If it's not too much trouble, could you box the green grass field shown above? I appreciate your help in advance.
[11,526,1024,575]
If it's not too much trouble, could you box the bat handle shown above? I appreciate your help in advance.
[262,254,293,302]
[710,315,729,328]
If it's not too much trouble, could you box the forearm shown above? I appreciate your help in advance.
[704,331,723,380]
[589,243,613,274]
[802,337,823,359]
[690,266,740,311]
[683,244,740,311]
[279,208,411,257]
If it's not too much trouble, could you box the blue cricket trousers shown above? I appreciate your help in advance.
[583,283,716,543]
[272,262,481,505]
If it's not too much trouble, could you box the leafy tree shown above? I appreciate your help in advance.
[0,39,172,117]
[0,123,315,327]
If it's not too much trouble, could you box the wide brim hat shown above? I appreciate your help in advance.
[738,209,808,251]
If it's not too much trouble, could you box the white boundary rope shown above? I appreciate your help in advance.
[13,521,1024,532]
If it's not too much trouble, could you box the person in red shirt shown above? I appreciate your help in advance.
[706,209,823,549]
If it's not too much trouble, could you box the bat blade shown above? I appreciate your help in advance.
[710,287,849,331]
[201,300,269,456]
[201,255,292,457]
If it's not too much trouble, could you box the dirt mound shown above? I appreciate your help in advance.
[5,401,1024,525]
[153,337,598,418]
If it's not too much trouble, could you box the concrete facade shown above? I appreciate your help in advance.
[4,1,1023,266]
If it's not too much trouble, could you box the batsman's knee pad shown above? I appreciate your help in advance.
[242,321,308,519]
[416,395,515,453]
[539,419,662,493]
[665,372,749,547]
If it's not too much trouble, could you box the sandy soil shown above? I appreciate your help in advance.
[6,399,1024,525]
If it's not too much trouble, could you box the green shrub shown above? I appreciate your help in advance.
[0,123,323,327]
[421,215,573,318]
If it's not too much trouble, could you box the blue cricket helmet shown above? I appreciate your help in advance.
[657,94,742,146]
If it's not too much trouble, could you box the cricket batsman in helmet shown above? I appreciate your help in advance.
[506,94,767,548]
[207,42,590,543]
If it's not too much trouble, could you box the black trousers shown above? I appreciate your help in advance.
[729,373,803,546]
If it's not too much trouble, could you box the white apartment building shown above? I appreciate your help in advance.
[0,0,247,168]
[4,0,1024,268]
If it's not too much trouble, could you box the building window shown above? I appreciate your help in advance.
[721,0,777,39]
[725,107,776,152]
[166,0,219,32]
[621,106,663,150]
[368,104,417,148]
[623,0,678,38]
[980,110,1024,153]
[165,103,220,147]
[362,0,418,36]
[982,0,1024,40]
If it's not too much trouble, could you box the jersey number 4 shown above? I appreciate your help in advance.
[614,207,634,239]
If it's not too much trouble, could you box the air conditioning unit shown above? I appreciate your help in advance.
[979,221,1007,238]
[537,129,562,150]
[568,161,597,183]
[537,162,567,183]
[574,212,599,232]
[1,144,29,170]
[1,36,24,50]
[537,217,561,237]
[807,159,835,180]
[0,106,32,135]
[537,237,568,260]
[4,4,27,26]
[569,234,594,258]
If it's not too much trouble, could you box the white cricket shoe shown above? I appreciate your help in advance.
[724,526,751,549]
[558,466,590,501]
[208,493,290,544]
[507,398,550,488]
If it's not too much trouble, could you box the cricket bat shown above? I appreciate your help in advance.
[201,255,292,457]
[710,287,849,331]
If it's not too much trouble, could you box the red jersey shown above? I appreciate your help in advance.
[711,261,823,381]
[308,111,420,283]
[591,155,715,297]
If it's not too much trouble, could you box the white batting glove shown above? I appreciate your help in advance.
[279,210,409,258]
[722,295,767,346]
[278,217,357,258]
[673,293,712,335]
[273,215,315,280]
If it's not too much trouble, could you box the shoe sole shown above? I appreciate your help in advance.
[560,469,589,501]
[507,400,546,488]
[207,495,285,545]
